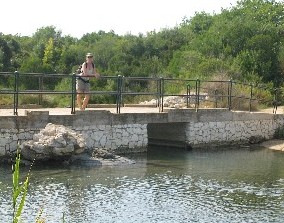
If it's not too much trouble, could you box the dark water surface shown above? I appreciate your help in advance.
[1,146,284,223]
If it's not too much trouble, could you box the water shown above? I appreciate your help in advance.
[1,146,284,223]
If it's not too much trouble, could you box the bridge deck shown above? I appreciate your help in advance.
[0,106,164,116]
[0,105,281,116]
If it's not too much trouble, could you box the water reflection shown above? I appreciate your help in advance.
[1,146,284,222]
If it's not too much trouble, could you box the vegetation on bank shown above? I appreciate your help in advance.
[11,147,64,222]
[12,149,30,223]
[1,0,284,107]
[11,148,45,223]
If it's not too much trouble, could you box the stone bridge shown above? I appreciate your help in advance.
[0,108,283,157]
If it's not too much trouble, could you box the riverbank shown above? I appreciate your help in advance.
[260,139,284,151]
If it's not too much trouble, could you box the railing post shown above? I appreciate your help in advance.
[159,77,164,112]
[38,74,43,105]
[71,73,77,114]
[273,88,278,114]
[214,89,218,108]
[13,71,19,115]
[121,76,125,107]
[195,79,200,111]
[228,79,232,111]
[249,84,253,112]
[156,78,160,108]
[116,75,122,114]
[186,84,191,108]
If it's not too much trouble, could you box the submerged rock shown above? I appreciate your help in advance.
[92,148,116,159]
[69,148,135,167]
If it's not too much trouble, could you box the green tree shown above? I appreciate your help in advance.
[0,35,13,71]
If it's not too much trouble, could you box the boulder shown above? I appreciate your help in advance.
[20,123,85,161]
[19,123,135,167]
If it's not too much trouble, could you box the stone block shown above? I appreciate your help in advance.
[0,117,16,129]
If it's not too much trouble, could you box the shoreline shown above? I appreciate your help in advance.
[260,139,284,151]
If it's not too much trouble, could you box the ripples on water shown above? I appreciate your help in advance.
[1,146,284,222]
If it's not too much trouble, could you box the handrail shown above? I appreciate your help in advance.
[0,71,280,115]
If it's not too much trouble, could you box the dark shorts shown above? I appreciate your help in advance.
[76,79,90,92]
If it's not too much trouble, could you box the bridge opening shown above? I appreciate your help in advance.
[147,123,192,150]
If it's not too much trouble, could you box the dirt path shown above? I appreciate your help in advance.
[256,106,284,114]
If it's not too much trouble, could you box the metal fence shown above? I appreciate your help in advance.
[0,71,280,115]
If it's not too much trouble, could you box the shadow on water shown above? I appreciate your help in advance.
[147,144,284,183]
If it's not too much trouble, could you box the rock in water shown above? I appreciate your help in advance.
[20,123,85,161]
[69,148,136,167]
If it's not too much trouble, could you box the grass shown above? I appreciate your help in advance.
[11,146,46,222]
[10,145,66,223]
[12,147,30,223]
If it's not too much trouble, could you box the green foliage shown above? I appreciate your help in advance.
[0,34,21,72]
[11,147,50,223]
[10,146,69,223]
[1,0,284,106]
[12,147,30,223]
[19,95,40,105]
[199,72,273,110]
[0,94,13,105]
[0,73,14,104]
[189,12,213,35]
[19,56,44,73]
[88,78,117,104]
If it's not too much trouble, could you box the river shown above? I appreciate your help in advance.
[1,146,284,223]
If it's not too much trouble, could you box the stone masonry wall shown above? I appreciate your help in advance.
[0,123,148,157]
[0,110,149,157]
[186,115,284,147]
[78,124,148,153]
[0,109,283,157]
[147,109,284,148]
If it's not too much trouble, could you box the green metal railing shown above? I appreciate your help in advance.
[0,72,280,115]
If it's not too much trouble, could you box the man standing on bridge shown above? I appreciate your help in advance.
[76,53,100,110]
